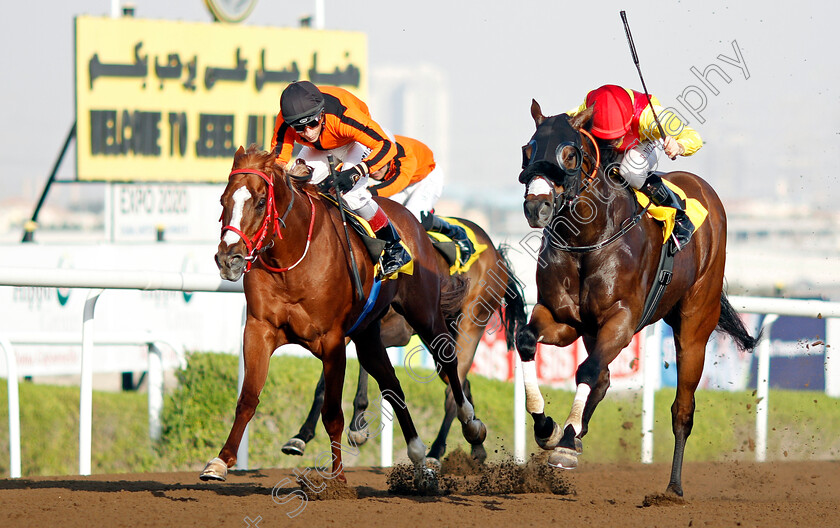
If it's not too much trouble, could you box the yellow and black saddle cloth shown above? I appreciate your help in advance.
[320,194,486,279]
[633,179,709,243]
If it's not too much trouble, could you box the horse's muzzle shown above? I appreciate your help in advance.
[523,196,554,228]
[215,246,246,281]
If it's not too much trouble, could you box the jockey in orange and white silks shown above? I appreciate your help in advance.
[368,135,474,265]
[567,84,703,249]
[270,81,409,276]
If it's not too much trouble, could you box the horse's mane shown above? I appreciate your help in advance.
[233,144,317,194]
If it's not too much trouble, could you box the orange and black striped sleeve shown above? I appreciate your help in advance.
[269,115,297,165]
[369,135,436,197]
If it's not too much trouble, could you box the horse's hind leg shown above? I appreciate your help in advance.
[426,383,456,463]
[415,321,487,448]
[347,367,370,447]
[665,308,716,497]
[282,371,325,456]
[353,323,438,493]
[427,317,486,463]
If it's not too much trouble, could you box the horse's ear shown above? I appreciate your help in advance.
[569,105,594,131]
[530,99,546,128]
[234,145,246,158]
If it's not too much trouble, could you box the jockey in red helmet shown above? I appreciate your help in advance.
[568,84,703,250]
[270,81,410,277]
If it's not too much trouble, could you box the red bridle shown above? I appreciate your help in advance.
[221,168,315,273]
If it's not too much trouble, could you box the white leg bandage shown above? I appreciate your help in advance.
[456,399,475,424]
[407,437,426,466]
[563,383,591,436]
[522,361,545,414]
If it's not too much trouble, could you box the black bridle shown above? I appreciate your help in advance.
[520,122,650,253]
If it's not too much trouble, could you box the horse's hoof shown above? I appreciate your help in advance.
[666,482,684,497]
[426,457,442,470]
[462,418,487,445]
[281,438,306,456]
[471,443,488,464]
[547,447,578,470]
[199,457,228,481]
[575,437,583,454]
[414,466,440,495]
[347,427,369,447]
[536,422,563,450]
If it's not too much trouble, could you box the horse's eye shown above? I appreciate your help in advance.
[257,198,266,209]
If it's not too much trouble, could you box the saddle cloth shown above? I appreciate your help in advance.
[634,179,709,243]
[319,194,486,277]
[426,216,488,274]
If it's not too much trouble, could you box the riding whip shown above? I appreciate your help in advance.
[328,155,366,302]
[620,10,671,154]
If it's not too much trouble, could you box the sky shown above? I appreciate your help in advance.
[2,0,839,212]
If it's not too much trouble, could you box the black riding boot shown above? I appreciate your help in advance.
[420,212,475,266]
[641,174,695,250]
[374,221,412,277]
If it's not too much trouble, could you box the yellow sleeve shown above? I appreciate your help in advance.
[566,100,588,117]
[638,100,703,156]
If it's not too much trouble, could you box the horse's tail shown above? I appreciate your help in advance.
[440,274,470,319]
[497,244,529,350]
[718,292,762,351]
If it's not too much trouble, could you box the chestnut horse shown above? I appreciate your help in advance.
[515,102,759,496]
[202,145,486,492]
[281,228,527,464]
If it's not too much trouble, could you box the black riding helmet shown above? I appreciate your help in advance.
[281,81,325,127]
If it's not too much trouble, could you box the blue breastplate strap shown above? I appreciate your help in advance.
[346,277,382,335]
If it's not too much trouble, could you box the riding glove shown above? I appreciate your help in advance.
[334,164,367,192]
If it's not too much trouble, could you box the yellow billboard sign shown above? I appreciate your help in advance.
[75,16,367,182]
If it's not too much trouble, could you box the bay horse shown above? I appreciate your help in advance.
[202,145,486,492]
[281,226,527,465]
[515,101,759,496]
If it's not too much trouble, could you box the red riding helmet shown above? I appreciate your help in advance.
[585,85,633,140]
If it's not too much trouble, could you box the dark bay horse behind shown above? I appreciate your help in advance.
[203,146,487,492]
[281,227,527,464]
[516,102,759,496]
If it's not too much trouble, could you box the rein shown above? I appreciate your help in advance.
[221,168,316,273]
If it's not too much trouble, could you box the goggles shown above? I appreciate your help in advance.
[291,113,322,132]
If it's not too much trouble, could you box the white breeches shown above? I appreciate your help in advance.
[618,139,663,189]
[296,143,377,219]
[385,167,444,220]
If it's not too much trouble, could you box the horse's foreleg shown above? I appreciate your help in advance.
[346,367,370,447]
[320,342,347,483]
[281,371,325,456]
[201,322,273,481]
[548,316,633,469]
[515,303,578,450]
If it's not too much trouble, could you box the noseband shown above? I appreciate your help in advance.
[221,168,316,273]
